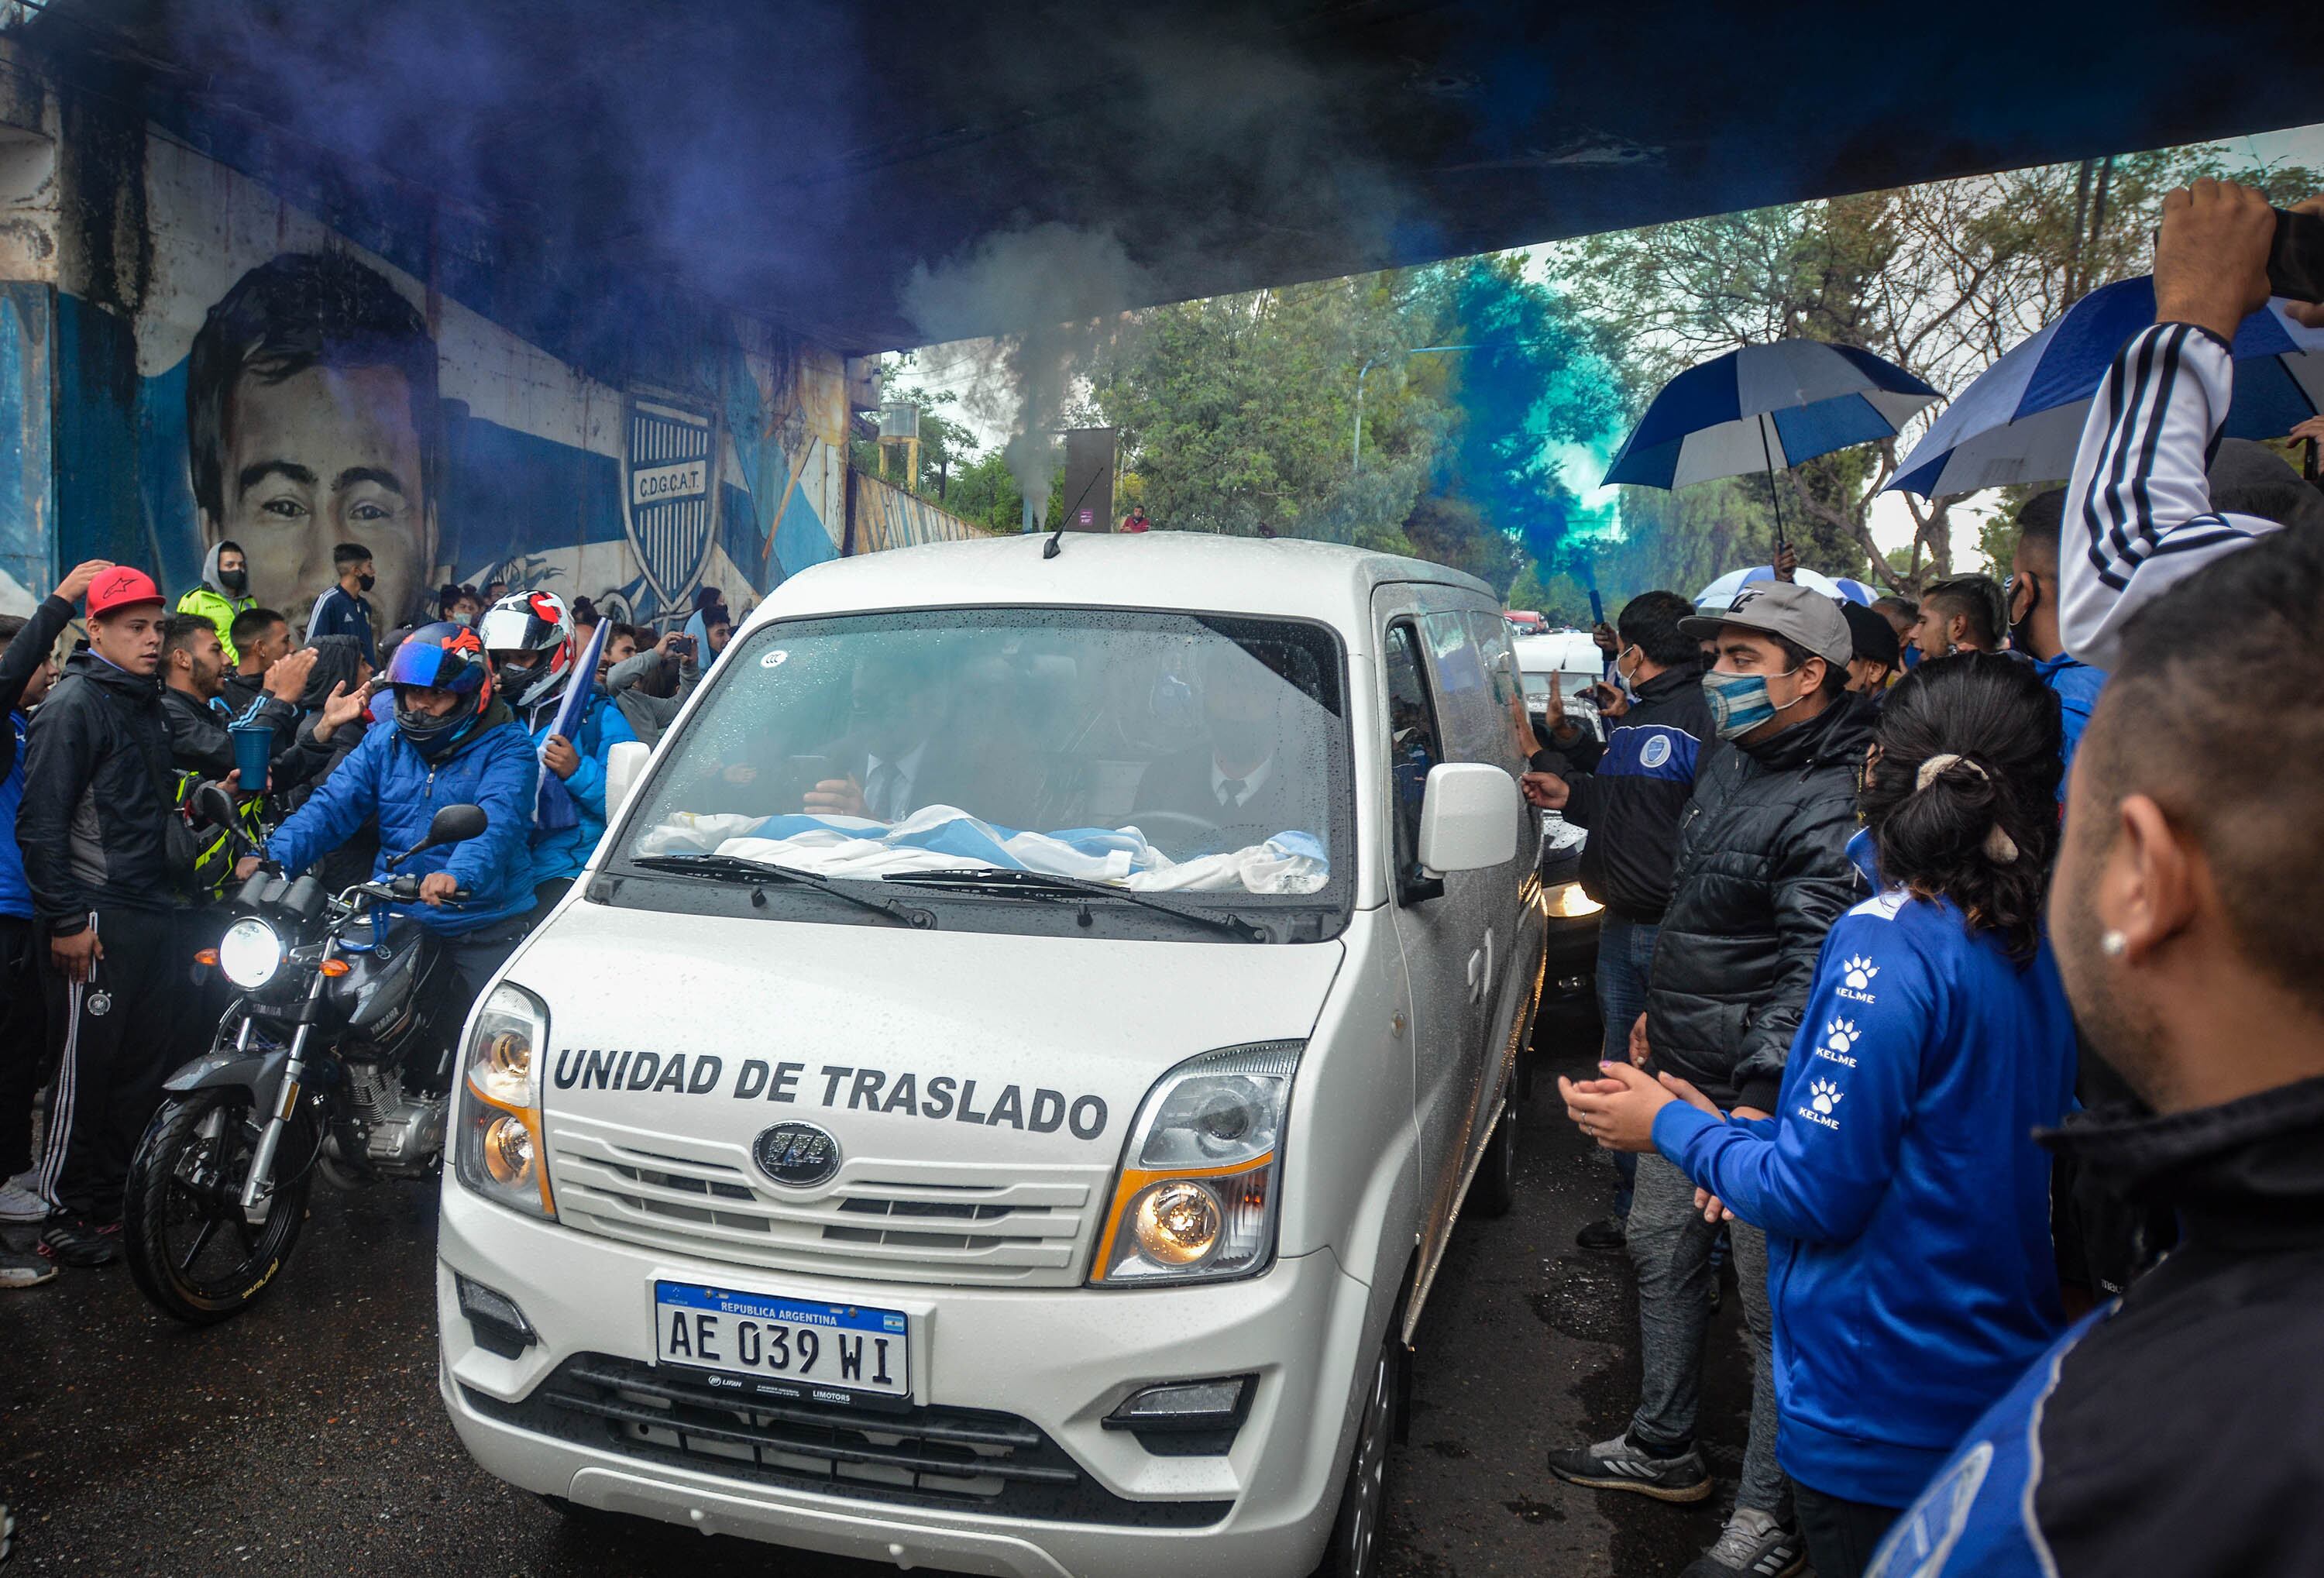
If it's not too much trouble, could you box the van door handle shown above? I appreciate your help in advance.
[1467,930,1492,1003]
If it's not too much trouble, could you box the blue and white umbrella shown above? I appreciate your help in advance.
[1888,276,2324,497]
[1695,566,1873,609]
[1604,340,1941,490]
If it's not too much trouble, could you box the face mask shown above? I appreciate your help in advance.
[2007,574,2039,654]
[218,568,248,596]
[1701,665,1809,741]
[1614,645,1643,698]
[357,573,376,593]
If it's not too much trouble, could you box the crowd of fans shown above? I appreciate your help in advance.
[1524,180,2324,1578]
[1,180,2319,1578]
[0,547,726,1278]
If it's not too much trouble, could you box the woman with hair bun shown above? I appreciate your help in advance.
[1561,653,2078,1578]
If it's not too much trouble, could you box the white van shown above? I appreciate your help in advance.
[436,534,1546,1578]
[1511,629,1607,734]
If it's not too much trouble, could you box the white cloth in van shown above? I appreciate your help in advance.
[634,806,1327,894]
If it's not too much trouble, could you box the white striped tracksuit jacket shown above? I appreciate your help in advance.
[2061,321,2284,672]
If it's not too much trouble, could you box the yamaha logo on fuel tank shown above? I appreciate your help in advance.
[753,1122,841,1188]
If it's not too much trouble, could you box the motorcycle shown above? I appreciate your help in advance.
[122,792,490,1325]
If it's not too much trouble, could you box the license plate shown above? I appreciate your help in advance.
[652,1281,911,1408]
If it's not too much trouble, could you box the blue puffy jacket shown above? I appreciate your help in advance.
[266,708,538,936]
[516,690,635,888]
[1649,841,2079,1507]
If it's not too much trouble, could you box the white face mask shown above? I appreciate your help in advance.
[1614,645,1644,698]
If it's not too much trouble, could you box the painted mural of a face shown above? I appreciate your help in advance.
[187,252,442,630]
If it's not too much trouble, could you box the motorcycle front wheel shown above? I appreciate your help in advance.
[122,1089,315,1325]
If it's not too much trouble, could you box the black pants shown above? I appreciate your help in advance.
[1794,1483,1902,1578]
[0,916,56,1179]
[36,906,193,1221]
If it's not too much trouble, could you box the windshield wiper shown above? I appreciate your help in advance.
[629,854,934,929]
[876,868,1264,942]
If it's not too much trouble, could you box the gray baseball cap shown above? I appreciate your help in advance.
[1679,581,1853,670]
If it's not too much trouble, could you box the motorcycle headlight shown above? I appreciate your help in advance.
[217,917,284,989]
[455,982,555,1219]
[1093,1043,1299,1286]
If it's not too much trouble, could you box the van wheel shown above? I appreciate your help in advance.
[1468,1098,1518,1219]
[1312,1321,1403,1578]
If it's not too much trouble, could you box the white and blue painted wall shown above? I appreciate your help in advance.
[0,54,851,627]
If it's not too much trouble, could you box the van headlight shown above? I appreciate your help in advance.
[217,917,284,989]
[1093,1043,1299,1286]
[455,983,555,1219]
[1544,880,1603,918]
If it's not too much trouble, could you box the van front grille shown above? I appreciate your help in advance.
[544,1116,1107,1287]
[461,1354,1229,1526]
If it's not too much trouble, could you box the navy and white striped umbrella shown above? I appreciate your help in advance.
[1603,340,1940,490]
[1887,276,2324,497]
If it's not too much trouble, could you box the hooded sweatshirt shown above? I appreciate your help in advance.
[682,609,724,671]
[177,542,256,665]
[1650,831,2079,1506]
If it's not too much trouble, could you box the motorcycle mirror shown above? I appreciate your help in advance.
[191,779,238,832]
[390,803,490,868]
[428,803,489,846]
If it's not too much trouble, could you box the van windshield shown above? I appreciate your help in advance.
[610,608,1352,913]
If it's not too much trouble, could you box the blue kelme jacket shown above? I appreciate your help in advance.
[1651,843,2079,1506]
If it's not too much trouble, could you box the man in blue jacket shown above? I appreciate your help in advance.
[247,621,538,1019]
[476,590,635,920]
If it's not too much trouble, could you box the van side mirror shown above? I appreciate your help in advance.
[1416,762,1520,876]
[605,740,651,820]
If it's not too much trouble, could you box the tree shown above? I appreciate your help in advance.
[1556,143,2321,596]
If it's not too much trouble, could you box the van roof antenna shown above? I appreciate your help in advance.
[1043,462,1110,560]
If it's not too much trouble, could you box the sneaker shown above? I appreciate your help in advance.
[0,1176,48,1223]
[1,1247,55,1287]
[1677,1508,1805,1578]
[38,1215,118,1268]
[1576,1215,1628,1251]
[1545,1431,1713,1502]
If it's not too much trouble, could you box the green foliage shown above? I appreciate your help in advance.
[1550,139,2322,599]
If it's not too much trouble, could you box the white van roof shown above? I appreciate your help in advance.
[1512,631,1604,672]
[743,533,1496,632]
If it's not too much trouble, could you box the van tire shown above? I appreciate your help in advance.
[1312,1317,1404,1578]
[1467,1097,1518,1219]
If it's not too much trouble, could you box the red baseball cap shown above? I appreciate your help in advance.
[85,567,163,618]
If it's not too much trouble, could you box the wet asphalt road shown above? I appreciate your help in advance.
[0,998,1755,1577]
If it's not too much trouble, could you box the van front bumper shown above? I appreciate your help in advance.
[436,1179,1378,1578]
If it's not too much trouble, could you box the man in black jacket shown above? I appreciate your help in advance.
[1521,590,1712,1250]
[17,568,191,1267]
[1865,175,2324,1578]
[1549,580,1869,1578]
[0,560,111,1278]
[157,614,321,786]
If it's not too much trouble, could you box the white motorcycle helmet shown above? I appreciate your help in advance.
[477,589,575,710]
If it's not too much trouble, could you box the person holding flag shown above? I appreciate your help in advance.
[478,590,635,922]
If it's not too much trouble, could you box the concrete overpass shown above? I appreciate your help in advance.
[36,0,2324,349]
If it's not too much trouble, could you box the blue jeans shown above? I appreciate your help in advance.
[1595,913,1659,1218]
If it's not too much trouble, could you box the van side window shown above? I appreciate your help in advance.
[1464,610,1531,775]
[1418,610,1504,771]
[1383,622,1443,893]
